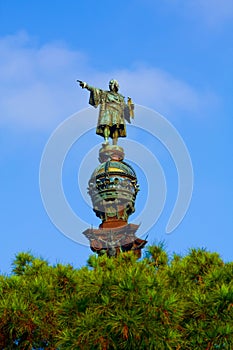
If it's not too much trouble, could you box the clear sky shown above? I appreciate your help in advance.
[0,0,232,274]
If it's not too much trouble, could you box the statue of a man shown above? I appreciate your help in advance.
[78,79,134,145]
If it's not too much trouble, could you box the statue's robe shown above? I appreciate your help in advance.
[87,86,129,138]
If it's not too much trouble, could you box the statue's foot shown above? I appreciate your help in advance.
[103,139,109,146]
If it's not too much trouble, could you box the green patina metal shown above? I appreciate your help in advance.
[79,79,147,257]
[78,79,134,145]
[88,153,140,223]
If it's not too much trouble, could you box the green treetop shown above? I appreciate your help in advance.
[0,245,232,349]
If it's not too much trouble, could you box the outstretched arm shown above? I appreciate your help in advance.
[77,80,102,107]
[77,80,88,89]
[77,80,98,93]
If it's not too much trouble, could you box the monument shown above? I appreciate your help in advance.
[78,79,147,257]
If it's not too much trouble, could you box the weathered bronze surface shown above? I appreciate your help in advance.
[88,146,140,225]
[79,79,147,257]
[83,224,147,258]
[78,79,134,145]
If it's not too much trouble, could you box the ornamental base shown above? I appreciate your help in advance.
[98,144,124,162]
[83,224,147,258]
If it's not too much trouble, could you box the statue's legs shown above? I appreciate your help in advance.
[112,129,118,145]
[103,126,110,144]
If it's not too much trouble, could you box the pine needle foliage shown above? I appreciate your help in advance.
[0,246,232,349]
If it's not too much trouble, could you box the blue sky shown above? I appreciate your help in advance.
[0,0,232,274]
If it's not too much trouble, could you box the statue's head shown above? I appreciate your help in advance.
[109,79,119,92]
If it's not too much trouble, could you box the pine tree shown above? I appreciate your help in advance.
[0,246,232,349]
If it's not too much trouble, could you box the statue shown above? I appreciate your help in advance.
[80,79,148,258]
[78,79,134,145]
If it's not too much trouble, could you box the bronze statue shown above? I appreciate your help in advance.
[80,79,147,258]
[78,79,134,145]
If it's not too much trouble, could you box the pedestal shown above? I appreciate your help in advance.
[83,224,147,258]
